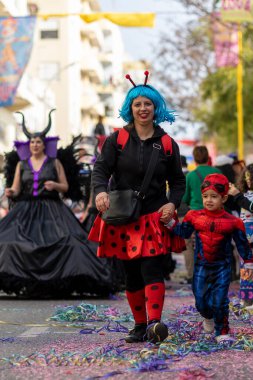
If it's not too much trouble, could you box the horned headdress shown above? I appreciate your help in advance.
[14,109,59,160]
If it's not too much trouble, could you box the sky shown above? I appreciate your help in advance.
[98,0,199,146]
[99,0,189,61]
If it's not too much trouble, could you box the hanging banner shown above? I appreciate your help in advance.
[0,16,36,107]
[80,13,155,27]
[40,13,155,27]
[220,0,253,21]
[212,13,239,67]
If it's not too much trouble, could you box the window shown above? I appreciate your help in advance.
[40,19,59,39]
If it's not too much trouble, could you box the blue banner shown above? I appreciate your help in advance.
[0,16,36,107]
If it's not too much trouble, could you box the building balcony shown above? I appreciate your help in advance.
[0,1,9,16]
[0,0,27,16]
[81,52,104,84]
[87,0,100,12]
[80,22,104,48]
[99,52,113,66]
[96,83,114,96]
[81,86,104,116]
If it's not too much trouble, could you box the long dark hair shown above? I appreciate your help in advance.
[237,163,253,193]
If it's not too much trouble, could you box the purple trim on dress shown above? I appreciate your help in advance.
[14,137,59,160]
[28,157,48,197]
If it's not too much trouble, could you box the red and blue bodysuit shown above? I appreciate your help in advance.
[173,208,253,336]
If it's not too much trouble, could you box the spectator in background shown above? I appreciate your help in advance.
[236,164,253,307]
[233,159,246,184]
[181,146,222,283]
[94,115,106,136]
[215,155,235,184]
[229,153,246,184]
[207,156,213,166]
[183,146,222,210]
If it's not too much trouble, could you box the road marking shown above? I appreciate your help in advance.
[18,327,49,338]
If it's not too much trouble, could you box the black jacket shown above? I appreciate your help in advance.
[92,125,186,215]
[226,192,253,213]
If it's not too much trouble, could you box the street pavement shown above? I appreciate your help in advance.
[0,255,253,380]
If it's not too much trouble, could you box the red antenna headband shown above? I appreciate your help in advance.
[125,71,150,87]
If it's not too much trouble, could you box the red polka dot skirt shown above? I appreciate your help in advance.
[88,211,185,260]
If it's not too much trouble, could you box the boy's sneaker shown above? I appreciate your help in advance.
[146,321,168,344]
[124,323,147,343]
[215,334,232,343]
[203,318,214,333]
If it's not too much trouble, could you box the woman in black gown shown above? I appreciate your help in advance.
[0,111,116,297]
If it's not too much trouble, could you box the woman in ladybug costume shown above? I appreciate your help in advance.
[89,72,186,343]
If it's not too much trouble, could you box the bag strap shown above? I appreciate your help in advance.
[195,168,204,182]
[161,134,173,155]
[117,128,172,155]
[137,143,161,199]
[117,128,129,150]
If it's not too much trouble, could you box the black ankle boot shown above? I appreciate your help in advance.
[125,323,147,343]
[146,321,168,344]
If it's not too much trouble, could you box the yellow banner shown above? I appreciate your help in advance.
[220,0,253,21]
[40,13,155,28]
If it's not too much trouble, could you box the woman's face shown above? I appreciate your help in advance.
[29,137,45,155]
[131,96,155,126]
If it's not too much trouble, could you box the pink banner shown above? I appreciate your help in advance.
[220,0,253,21]
[221,0,251,11]
[212,14,239,67]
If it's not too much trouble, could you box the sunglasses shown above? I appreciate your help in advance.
[201,181,225,193]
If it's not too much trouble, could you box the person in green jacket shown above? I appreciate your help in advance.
[183,146,222,210]
[181,146,221,283]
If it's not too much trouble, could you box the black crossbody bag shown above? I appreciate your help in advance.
[101,143,161,226]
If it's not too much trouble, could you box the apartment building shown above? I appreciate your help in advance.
[27,0,126,144]
[0,0,55,152]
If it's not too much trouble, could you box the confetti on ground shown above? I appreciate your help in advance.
[2,284,253,379]
[49,303,133,324]
[0,337,16,343]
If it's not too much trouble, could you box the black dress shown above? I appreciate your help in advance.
[0,157,116,297]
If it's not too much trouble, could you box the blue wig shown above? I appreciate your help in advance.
[119,85,176,125]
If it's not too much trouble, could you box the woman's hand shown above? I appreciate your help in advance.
[158,202,175,224]
[95,192,110,213]
[44,181,57,191]
[228,183,240,196]
[5,188,15,198]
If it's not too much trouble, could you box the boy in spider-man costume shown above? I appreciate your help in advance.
[169,173,253,342]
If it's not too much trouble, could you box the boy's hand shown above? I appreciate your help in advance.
[164,218,178,230]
